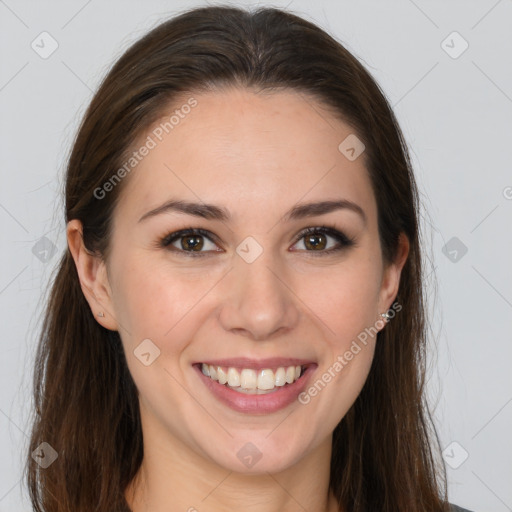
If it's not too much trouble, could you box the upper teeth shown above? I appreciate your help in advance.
[201,364,303,390]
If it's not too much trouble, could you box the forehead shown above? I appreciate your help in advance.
[115,87,377,226]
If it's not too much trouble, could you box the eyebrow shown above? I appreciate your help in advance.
[138,199,367,225]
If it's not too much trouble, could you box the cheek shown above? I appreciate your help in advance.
[299,259,382,338]
[296,258,381,399]
[109,252,207,351]
[111,258,209,404]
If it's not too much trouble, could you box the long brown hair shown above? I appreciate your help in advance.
[26,5,448,511]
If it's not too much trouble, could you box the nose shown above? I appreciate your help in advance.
[217,248,300,341]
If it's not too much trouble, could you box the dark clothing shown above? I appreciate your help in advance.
[450,504,474,512]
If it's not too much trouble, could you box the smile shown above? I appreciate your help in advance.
[193,360,317,414]
[201,363,306,394]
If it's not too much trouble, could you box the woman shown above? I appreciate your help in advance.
[26,5,473,512]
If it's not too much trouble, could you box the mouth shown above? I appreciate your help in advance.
[192,360,317,414]
[196,362,312,394]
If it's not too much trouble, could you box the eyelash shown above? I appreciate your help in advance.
[159,225,356,257]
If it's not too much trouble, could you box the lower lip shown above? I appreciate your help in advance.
[193,364,317,414]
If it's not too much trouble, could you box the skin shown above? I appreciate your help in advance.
[67,87,409,512]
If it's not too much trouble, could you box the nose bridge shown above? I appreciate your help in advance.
[217,241,299,340]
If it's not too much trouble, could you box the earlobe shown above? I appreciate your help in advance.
[66,219,118,331]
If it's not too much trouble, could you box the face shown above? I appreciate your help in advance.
[70,87,407,475]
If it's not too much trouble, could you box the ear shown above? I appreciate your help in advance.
[377,232,409,325]
[66,219,118,331]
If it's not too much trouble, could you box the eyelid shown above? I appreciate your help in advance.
[160,227,222,256]
[159,225,355,256]
[290,225,355,254]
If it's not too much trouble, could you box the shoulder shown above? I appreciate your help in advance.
[450,504,474,512]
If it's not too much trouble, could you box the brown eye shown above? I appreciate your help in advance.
[304,232,327,251]
[292,226,355,255]
[180,234,204,251]
[160,228,221,256]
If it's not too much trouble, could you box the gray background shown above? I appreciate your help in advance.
[1,1,511,511]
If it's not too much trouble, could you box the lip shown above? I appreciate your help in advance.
[193,357,315,370]
[193,362,317,414]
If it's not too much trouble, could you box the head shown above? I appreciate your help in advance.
[27,6,447,512]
